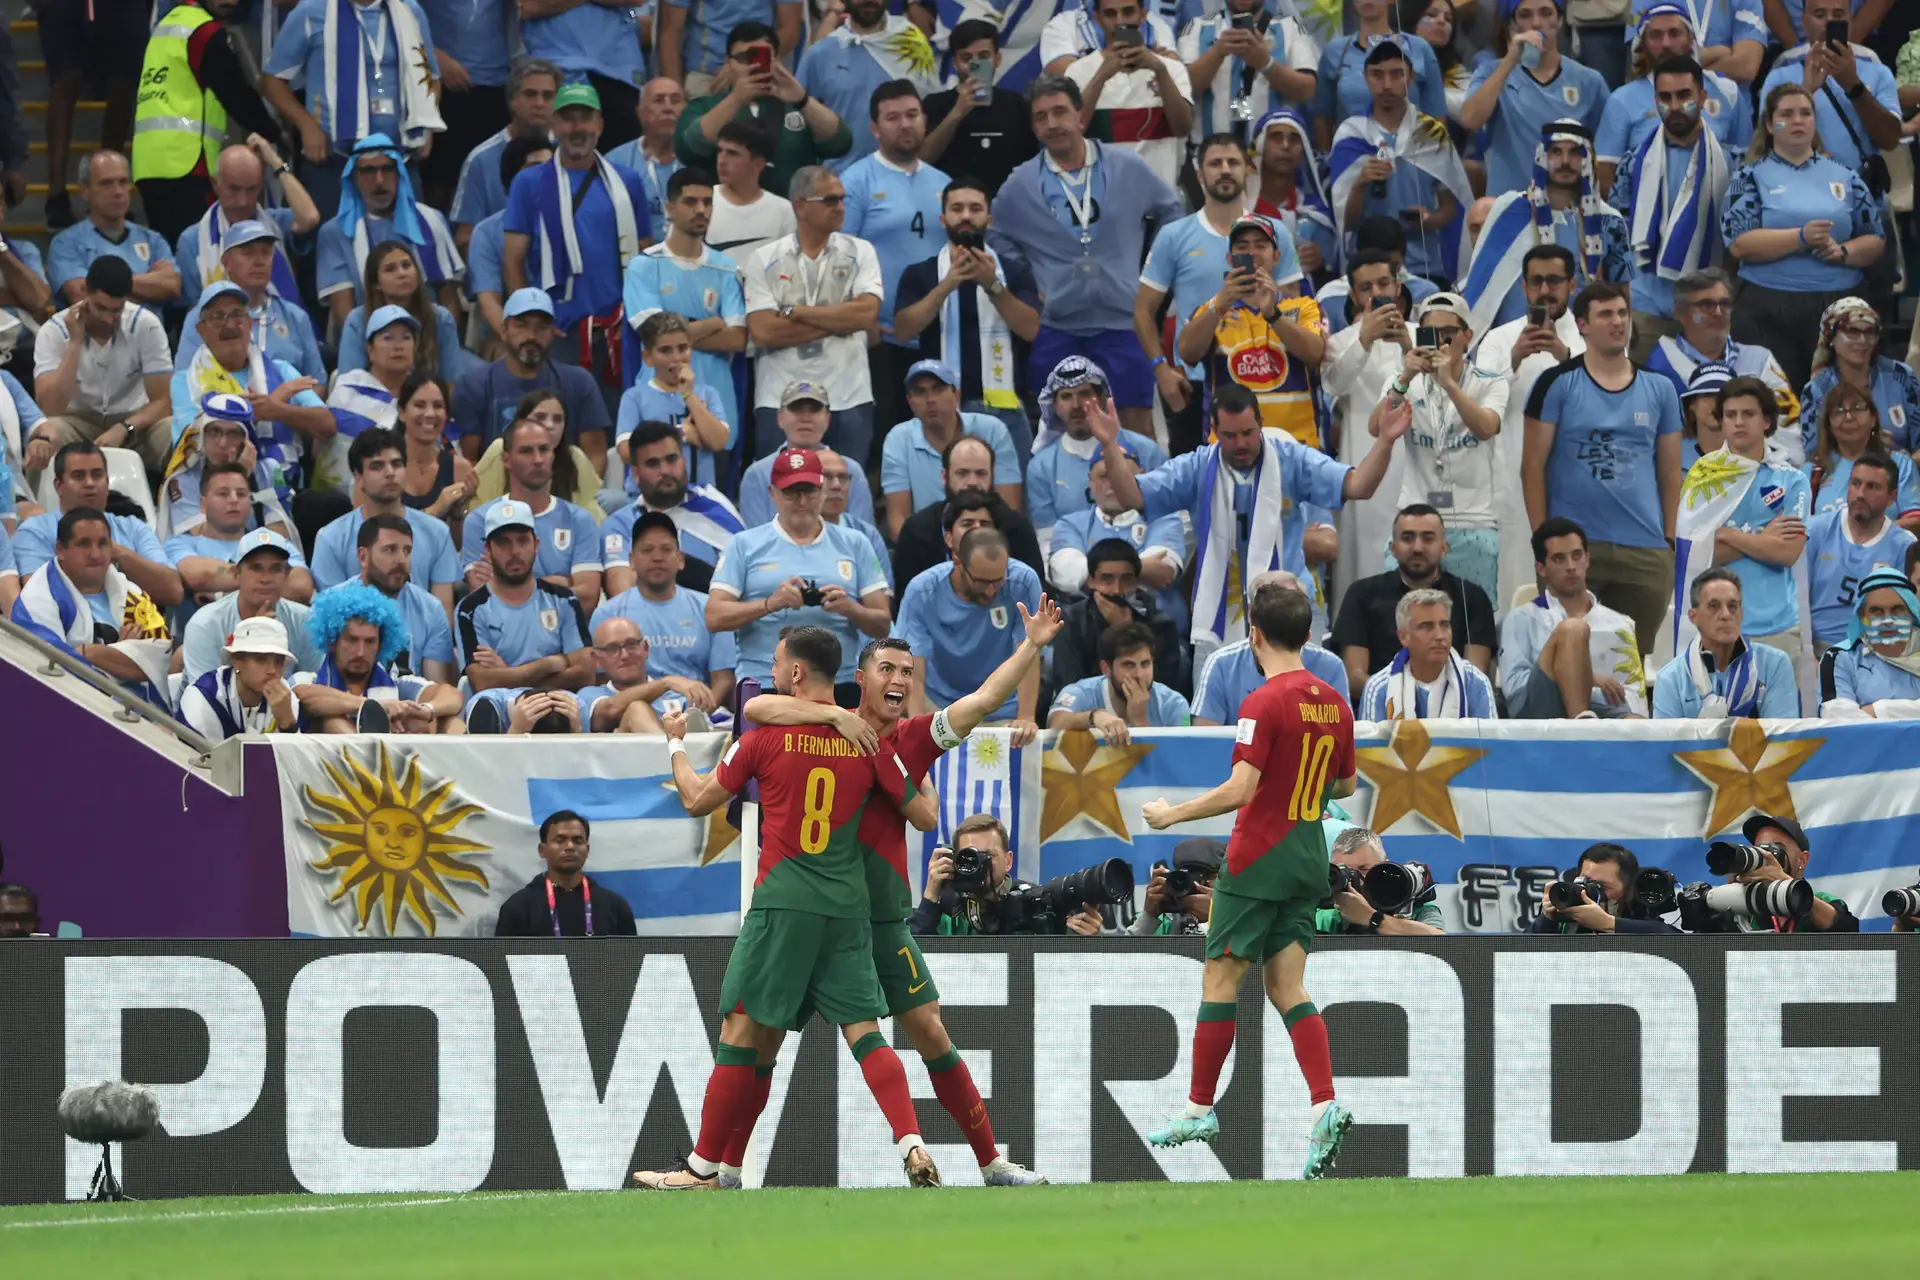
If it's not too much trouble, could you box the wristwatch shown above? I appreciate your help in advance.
[985,277,1005,297]
[778,303,795,319]
[1846,81,1867,100]
[273,162,292,176]
[1367,910,1385,934]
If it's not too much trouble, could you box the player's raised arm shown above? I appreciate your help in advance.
[1142,761,1263,830]
[901,779,940,833]
[941,597,1065,741]
[737,694,880,754]
[662,711,740,817]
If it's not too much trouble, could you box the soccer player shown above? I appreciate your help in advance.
[1139,580,1357,1177]
[740,597,1066,1187]
[634,625,942,1191]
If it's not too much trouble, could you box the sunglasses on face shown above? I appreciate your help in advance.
[1524,274,1570,288]
[801,194,846,206]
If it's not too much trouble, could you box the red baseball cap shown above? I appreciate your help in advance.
[772,447,824,489]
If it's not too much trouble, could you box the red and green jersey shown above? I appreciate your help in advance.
[718,719,912,919]
[1218,668,1355,901]
[854,711,966,922]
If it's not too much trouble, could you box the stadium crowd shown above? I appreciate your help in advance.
[2,0,1919,750]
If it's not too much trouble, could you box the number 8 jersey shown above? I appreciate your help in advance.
[1220,668,1356,900]
[718,725,912,919]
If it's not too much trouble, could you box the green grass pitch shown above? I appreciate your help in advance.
[4,1174,1917,1277]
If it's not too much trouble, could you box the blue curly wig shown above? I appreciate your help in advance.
[308,583,408,666]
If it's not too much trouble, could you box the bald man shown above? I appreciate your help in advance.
[174,136,321,312]
[605,78,687,233]
[580,616,675,734]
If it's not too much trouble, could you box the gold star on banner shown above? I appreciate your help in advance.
[663,779,741,864]
[1353,720,1487,839]
[1040,729,1154,843]
[1673,718,1823,838]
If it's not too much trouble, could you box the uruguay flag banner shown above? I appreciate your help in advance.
[912,727,1046,892]
[273,734,739,937]
[1030,722,1920,932]
[1327,111,1472,277]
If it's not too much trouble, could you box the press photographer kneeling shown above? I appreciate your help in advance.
[1130,838,1221,936]
[1530,843,1680,934]
[1675,815,1859,934]
[911,814,1132,936]
[1318,828,1445,936]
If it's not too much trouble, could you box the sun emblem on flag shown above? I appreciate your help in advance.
[1681,451,1749,510]
[414,43,439,99]
[301,744,490,936]
[970,734,1005,771]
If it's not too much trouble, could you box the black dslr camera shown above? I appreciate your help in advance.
[1328,861,1435,916]
[1546,875,1612,911]
[797,579,825,607]
[1884,885,1920,922]
[947,845,994,897]
[998,859,1135,934]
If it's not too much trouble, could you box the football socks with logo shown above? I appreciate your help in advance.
[1187,1001,1237,1114]
[720,1062,777,1171]
[851,1031,924,1145]
[689,1042,759,1174]
[924,1047,998,1167]
[1283,1001,1336,1105]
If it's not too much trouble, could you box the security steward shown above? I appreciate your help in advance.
[494,809,638,937]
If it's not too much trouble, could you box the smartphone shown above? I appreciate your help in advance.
[747,46,773,76]
[1229,10,1258,27]
[1112,24,1144,47]
[968,55,993,102]
[1527,302,1549,327]
[1230,251,1255,274]
[1415,325,1440,350]
[1370,295,1394,312]
[1398,209,1422,227]
[1825,18,1849,47]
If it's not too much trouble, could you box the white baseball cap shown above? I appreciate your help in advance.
[222,615,295,662]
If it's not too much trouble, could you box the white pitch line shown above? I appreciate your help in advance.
[1,1190,568,1231]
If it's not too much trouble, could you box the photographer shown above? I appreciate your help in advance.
[1725,815,1857,934]
[912,814,1109,937]
[1529,842,1679,934]
[1318,827,1445,936]
[1131,838,1220,936]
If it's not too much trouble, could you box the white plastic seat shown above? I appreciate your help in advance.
[100,447,157,527]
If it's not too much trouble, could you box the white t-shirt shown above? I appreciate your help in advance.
[1396,363,1512,528]
[33,306,173,420]
[1064,49,1194,192]
[743,232,884,411]
[706,190,797,268]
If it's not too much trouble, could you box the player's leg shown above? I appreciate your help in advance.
[1147,940,1253,1147]
[717,1025,787,1189]
[840,1017,941,1186]
[897,1001,1048,1186]
[817,918,940,1186]
[1263,941,1353,1179]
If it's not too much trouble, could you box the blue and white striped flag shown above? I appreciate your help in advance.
[915,727,1045,887]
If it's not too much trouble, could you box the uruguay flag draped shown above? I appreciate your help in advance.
[1327,112,1473,279]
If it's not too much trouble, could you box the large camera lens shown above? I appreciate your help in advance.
[1546,879,1586,910]
[1040,858,1135,911]
[1882,886,1920,919]
[1706,841,1769,876]
[1636,866,1678,915]
[1363,862,1430,914]
[1746,878,1812,918]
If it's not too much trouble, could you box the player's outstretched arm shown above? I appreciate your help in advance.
[1330,773,1356,800]
[901,781,940,833]
[943,596,1064,740]
[1142,761,1262,830]
[738,694,880,753]
[662,711,738,817]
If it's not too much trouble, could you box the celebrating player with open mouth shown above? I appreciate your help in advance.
[1140,580,1358,1178]
[636,625,943,1190]
[742,596,1066,1186]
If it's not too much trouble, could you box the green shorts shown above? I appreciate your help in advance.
[871,920,940,1016]
[719,907,886,1032]
[1205,887,1317,963]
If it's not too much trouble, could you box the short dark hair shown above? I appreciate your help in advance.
[1689,565,1742,607]
[858,636,913,669]
[1394,503,1445,531]
[1572,279,1630,321]
[957,525,1009,566]
[941,176,991,209]
[1249,580,1312,652]
[1651,54,1704,87]
[85,254,133,298]
[1852,451,1901,491]
[778,624,842,681]
[1194,132,1244,167]
[1085,537,1141,578]
[348,427,404,474]
[717,118,772,160]
[201,459,252,488]
[638,310,689,349]
[1364,39,1409,68]
[1577,842,1640,896]
[1098,622,1155,665]
[950,18,1001,51]
[953,812,1008,852]
[940,490,998,532]
[1346,248,1397,290]
[0,882,38,914]
[1521,244,1576,276]
[56,505,109,546]
[726,20,779,52]
[1027,74,1082,112]
[870,78,920,121]
[942,433,994,474]
[1209,382,1260,422]
[1531,515,1587,564]
[53,440,102,483]
[625,420,683,455]
[539,809,590,842]
[667,166,715,200]
[357,511,414,550]
[500,133,553,190]
[1353,215,1408,255]
[1717,375,1779,431]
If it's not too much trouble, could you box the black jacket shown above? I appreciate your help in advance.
[494,874,637,937]
[1053,591,1190,696]
[1527,899,1680,935]
[892,493,1044,608]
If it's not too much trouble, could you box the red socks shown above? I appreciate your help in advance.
[1189,1002,1237,1107]
[1284,1002,1336,1105]
[720,1065,776,1168]
[925,1048,997,1166]
[852,1032,922,1142]
[691,1044,759,1166]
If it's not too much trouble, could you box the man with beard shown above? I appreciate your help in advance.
[1136,135,1303,455]
[1594,12,1747,195]
[919,20,1040,199]
[308,429,460,618]
[1331,504,1496,697]
[798,0,943,172]
[892,179,1042,458]
[452,288,612,461]
[344,513,456,684]
[897,526,1044,739]
[462,417,605,614]
[293,581,463,734]
[590,511,737,719]
[456,499,595,700]
[733,599,1065,1188]
[622,169,748,434]
[600,420,746,596]
[1026,357,1165,543]
[891,447,1045,593]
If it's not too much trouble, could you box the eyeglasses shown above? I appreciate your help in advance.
[1426,324,1465,340]
[1523,274,1570,288]
[596,640,646,657]
[202,310,249,327]
[1835,327,1880,340]
[1686,298,1733,313]
[1833,403,1876,417]
[800,194,845,206]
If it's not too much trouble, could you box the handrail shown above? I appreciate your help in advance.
[0,614,217,759]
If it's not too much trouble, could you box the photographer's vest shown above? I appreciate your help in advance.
[132,5,226,183]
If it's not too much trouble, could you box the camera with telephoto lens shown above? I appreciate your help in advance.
[1547,875,1611,911]
[1158,861,1200,902]
[1329,861,1434,915]
[998,859,1135,934]
[1636,866,1679,917]
[946,845,994,897]
[1705,840,1784,877]
[1882,886,1920,921]
[1676,878,1813,932]
[797,579,825,608]
[950,226,987,251]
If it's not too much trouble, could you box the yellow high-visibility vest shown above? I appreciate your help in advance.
[132,4,226,182]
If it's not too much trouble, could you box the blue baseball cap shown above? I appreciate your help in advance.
[367,303,421,338]
[236,528,297,563]
[904,359,960,391]
[504,287,555,319]
[484,499,538,540]
[220,218,277,254]
[198,280,248,310]
[1089,440,1140,468]
[1684,361,1734,400]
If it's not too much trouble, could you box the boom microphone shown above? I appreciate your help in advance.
[58,1080,159,1202]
